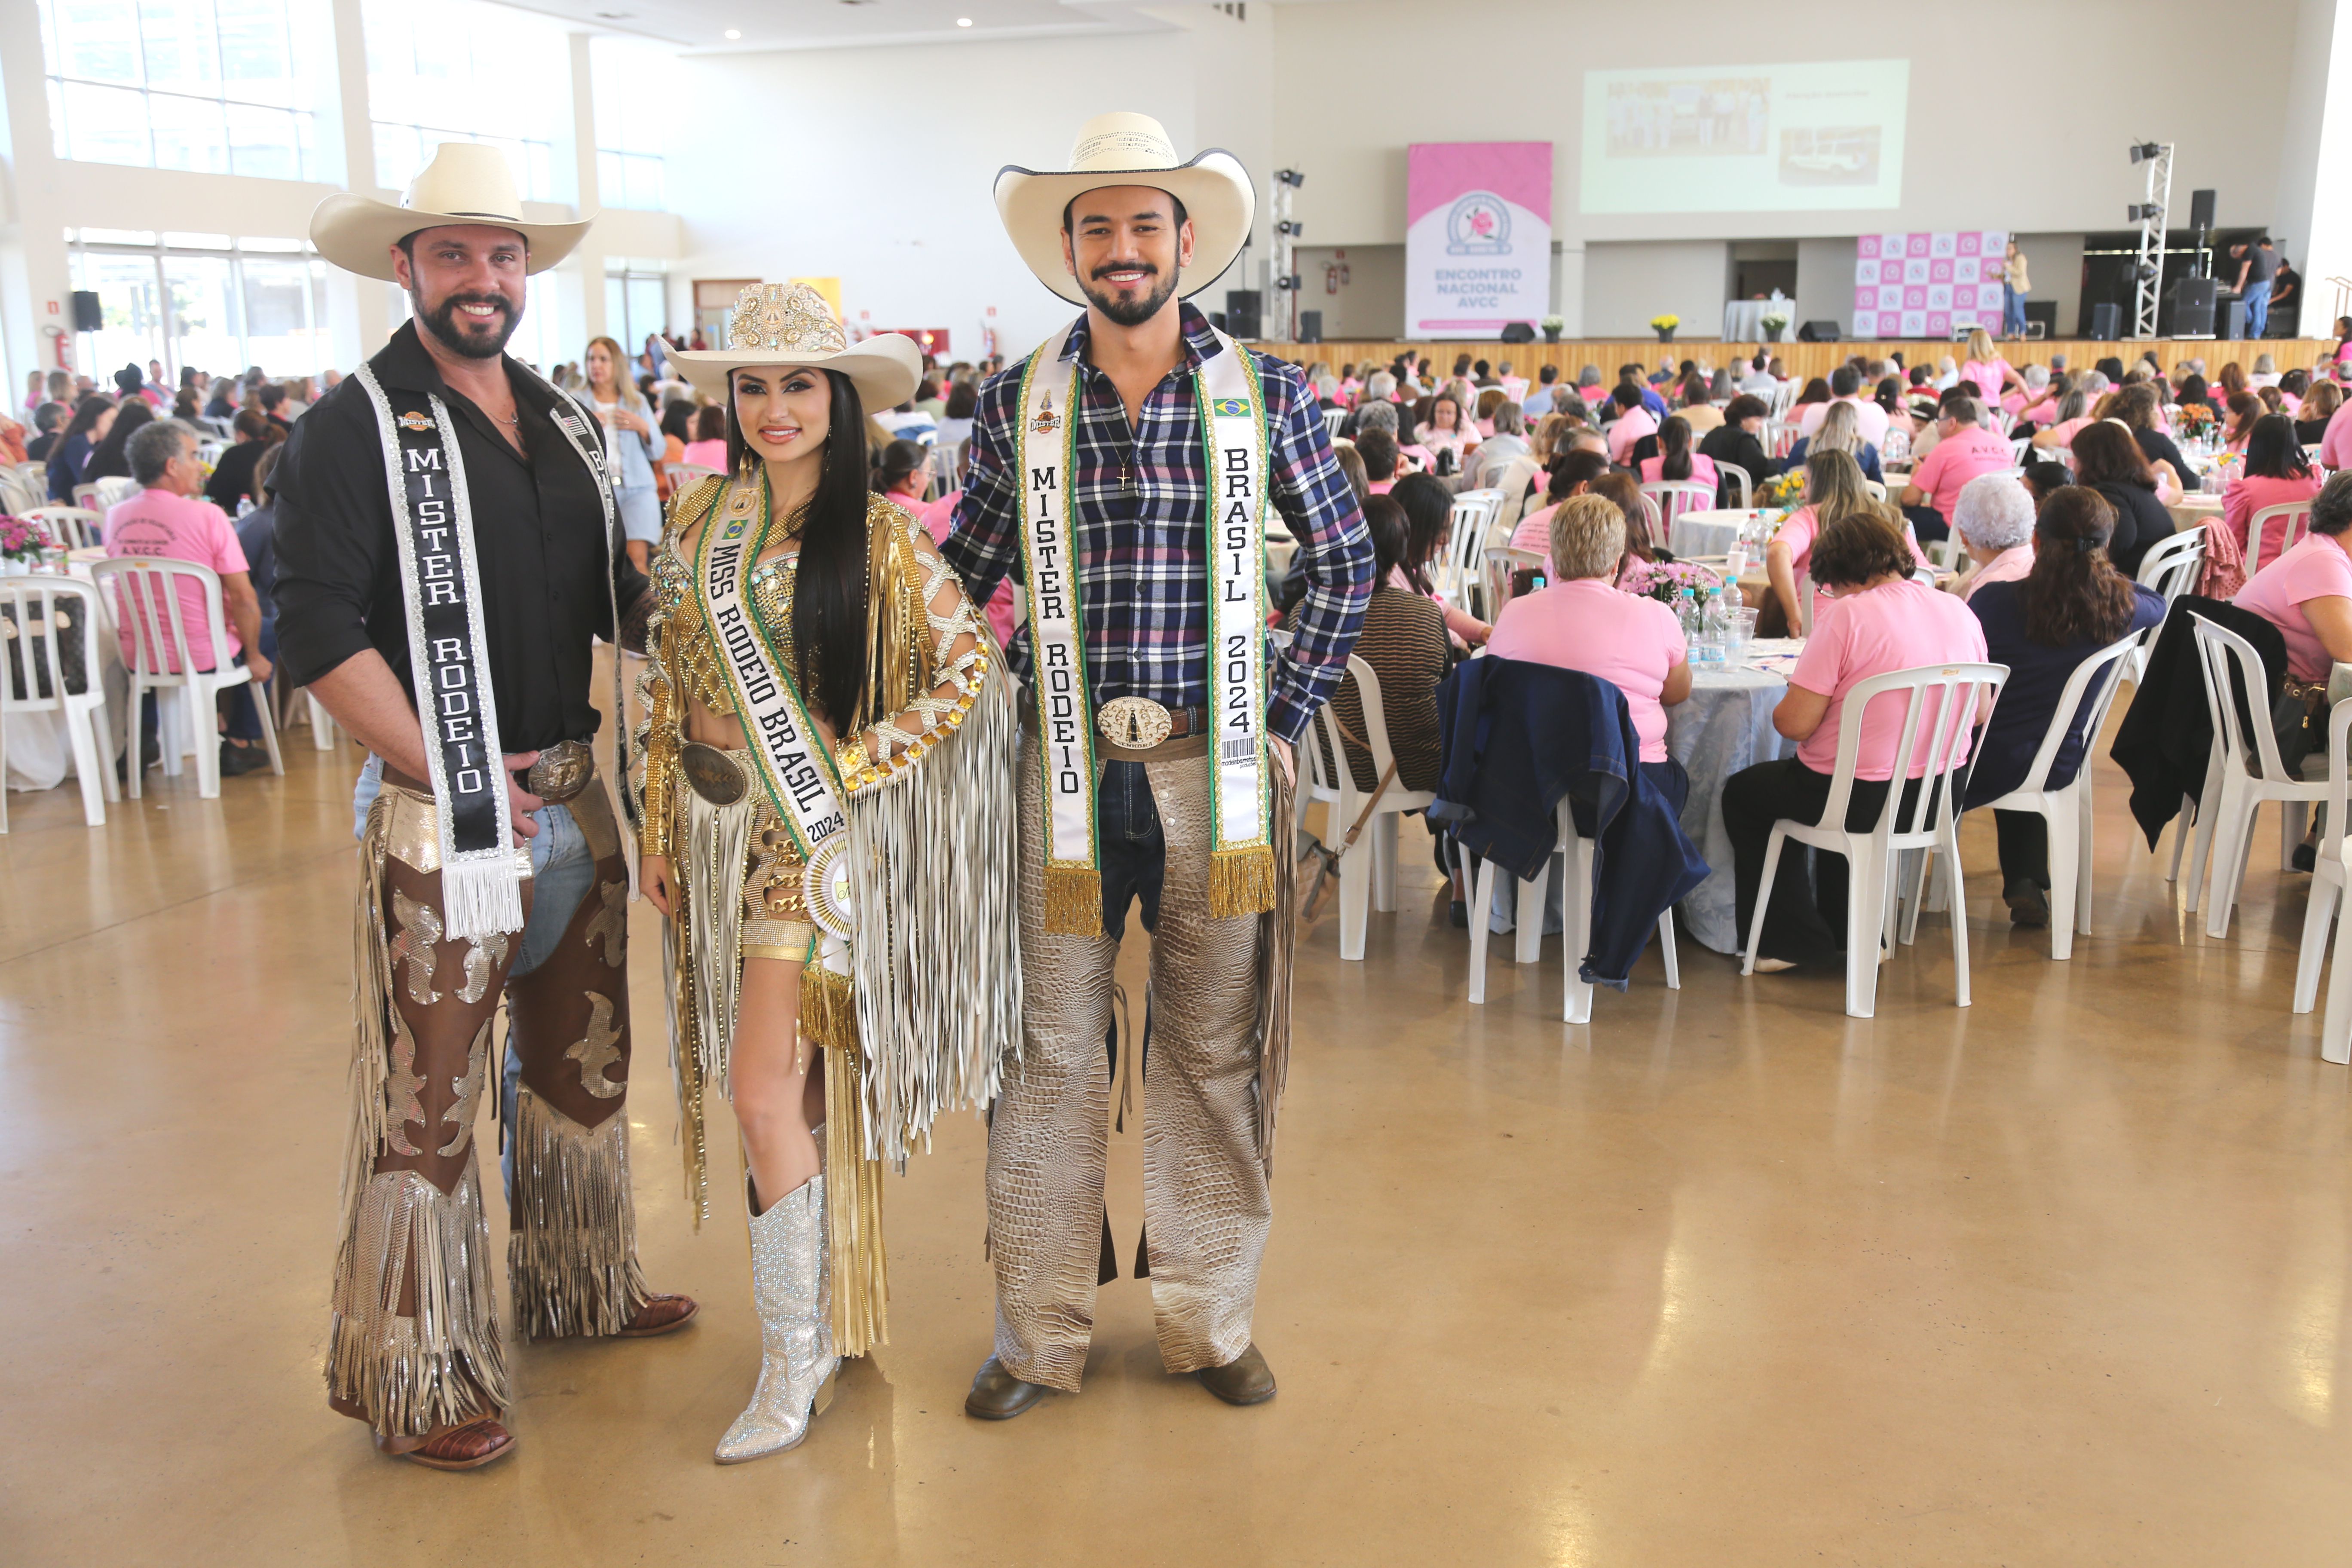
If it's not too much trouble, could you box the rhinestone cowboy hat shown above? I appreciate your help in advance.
[309,141,594,282]
[662,283,922,412]
[994,112,1256,307]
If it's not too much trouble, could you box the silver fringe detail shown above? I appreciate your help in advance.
[325,1164,508,1439]
[840,659,1023,1162]
[507,1086,653,1338]
[684,787,754,1103]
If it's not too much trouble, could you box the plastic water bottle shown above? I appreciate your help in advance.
[1703,583,1732,654]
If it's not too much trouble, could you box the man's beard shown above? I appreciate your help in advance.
[1078,262,1179,328]
[413,288,521,359]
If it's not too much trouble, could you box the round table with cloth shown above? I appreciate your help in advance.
[2166,491,2223,534]
[1664,640,1801,953]
[1669,508,1767,560]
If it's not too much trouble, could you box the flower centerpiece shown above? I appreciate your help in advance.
[2176,401,2215,435]
[1760,312,1790,339]
[1540,314,1565,343]
[0,513,52,573]
[1755,471,1805,512]
[1619,557,1718,606]
[1650,313,1680,343]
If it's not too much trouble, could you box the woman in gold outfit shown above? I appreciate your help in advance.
[638,284,1019,1462]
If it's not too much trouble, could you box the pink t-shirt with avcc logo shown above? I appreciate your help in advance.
[2234,532,2352,681]
[104,487,248,672]
[1908,424,2012,524]
[1485,577,1688,761]
[1791,577,1989,779]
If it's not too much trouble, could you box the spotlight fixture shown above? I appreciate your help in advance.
[2128,141,2163,164]
[1274,168,1305,189]
[1275,219,1302,236]
[2126,202,2164,222]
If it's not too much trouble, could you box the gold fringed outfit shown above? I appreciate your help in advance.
[637,478,1020,1355]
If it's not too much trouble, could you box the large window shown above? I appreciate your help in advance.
[590,36,668,211]
[364,0,566,199]
[70,231,331,381]
[38,0,328,181]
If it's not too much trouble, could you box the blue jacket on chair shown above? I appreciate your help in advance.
[1433,657,1709,989]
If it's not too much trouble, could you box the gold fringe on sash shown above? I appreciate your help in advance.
[824,1042,890,1356]
[507,1086,654,1338]
[1209,842,1280,920]
[799,962,859,1055]
[1044,865,1104,936]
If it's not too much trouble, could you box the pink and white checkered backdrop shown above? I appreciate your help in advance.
[1851,231,2007,338]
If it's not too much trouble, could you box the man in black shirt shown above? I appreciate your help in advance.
[276,143,692,1473]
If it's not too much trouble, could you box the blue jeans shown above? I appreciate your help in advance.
[2243,279,2273,337]
[350,753,600,1199]
[2003,283,2027,337]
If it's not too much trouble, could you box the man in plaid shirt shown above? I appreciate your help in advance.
[946,112,1371,1422]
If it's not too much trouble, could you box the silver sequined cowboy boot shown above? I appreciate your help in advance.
[808,1124,834,1366]
[715,1174,839,1464]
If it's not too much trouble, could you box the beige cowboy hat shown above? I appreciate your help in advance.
[663,283,922,412]
[309,142,595,282]
[994,112,1255,307]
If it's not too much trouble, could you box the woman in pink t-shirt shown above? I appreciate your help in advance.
[2224,414,2324,571]
[1488,493,1691,784]
[1392,472,1490,646]
[1510,449,1609,567]
[680,404,727,471]
[2234,474,2352,682]
[1724,506,1989,970]
[1636,415,1720,498]
[1761,448,1926,634]
[1960,328,2018,409]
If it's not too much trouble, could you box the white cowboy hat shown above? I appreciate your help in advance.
[309,142,594,282]
[993,112,1255,307]
[663,283,922,413]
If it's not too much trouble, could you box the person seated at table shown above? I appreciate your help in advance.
[2225,412,2324,571]
[679,403,727,470]
[1392,472,1491,647]
[2216,361,2250,407]
[1948,472,2037,601]
[1762,448,1920,635]
[2236,471,2352,686]
[2007,364,2060,429]
[1791,376,1831,421]
[1899,393,2009,543]
[80,397,151,483]
[1285,493,1450,797]
[1722,508,1991,972]
[1604,381,1658,466]
[1699,393,1773,501]
[2070,420,2176,578]
[1964,486,2165,927]
[202,409,283,516]
[103,418,274,777]
[1512,448,1610,562]
[1487,493,1693,809]
[1357,426,1404,496]
[1778,399,1883,484]
[1589,468,1670,582]
[2019,459,2072,511]
[2029,378,2100,452]
[1798,365,1892,447]
[1465,401,1529,490]
[2221,391,2263,453]
[2108,383,2191,500]
[45,395,115,502]
[236,443,287,670]
[2296,381,2342,448]
[1638,415,1720,499]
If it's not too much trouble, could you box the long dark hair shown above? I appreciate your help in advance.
[873,437,928,496]
[1657,415,1694,481]
[2021,486,2136,647]
[2245,413,2314,481]
[725,368,873,729]
[1546,447,1608,502]
[1588,469,1656,565]
[1363,493,1410,584]
[1795,376,1831,407]
[61,394,113,444]
[1390,473,1452,597]
[233,408,283,448]
[86,398,153,476]
[2070,420,2153,490]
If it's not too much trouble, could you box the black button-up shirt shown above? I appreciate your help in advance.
[272,321,648,752]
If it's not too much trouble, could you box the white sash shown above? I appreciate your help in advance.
[1014,318,1275,932]
[694,474,849,874]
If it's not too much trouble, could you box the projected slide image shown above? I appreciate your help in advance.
[1581,59,1908,215]
[1604,78,1770,158]
[1779,126,1880,187]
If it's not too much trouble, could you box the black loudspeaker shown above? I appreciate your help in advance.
[1498,320,1536,343]
[2171,276,2217,336]
[2190,188,2217,232]
[2223,300,2249,340]
[1225,289,1262,338]
[70,290,102,333]
[2089,301,2121,340]
[1796,320,1841,342]
[1297,309,1323,343]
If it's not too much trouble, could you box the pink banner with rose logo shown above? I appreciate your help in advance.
[1405,142,1554,338]
[1850,231,2007,338]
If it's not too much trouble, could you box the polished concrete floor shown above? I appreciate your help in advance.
[6,717,2352,1566]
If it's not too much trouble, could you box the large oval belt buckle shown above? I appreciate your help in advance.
[525,738,593,802]
[802,836,855,939]
[1097,695,1173,750]
[680,741,749,805]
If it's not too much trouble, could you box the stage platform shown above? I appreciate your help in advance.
[1280,337,2337,383]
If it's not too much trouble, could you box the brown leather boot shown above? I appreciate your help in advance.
[965,1355,1051,1420]
[1197,1343,1277,1406]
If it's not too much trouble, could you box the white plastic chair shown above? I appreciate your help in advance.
[0,577,116,830]
[2244,502,2311,576]
[1442,489,1504,603]
[1740,662,2009,1017]
[2009,435,2034,464]
[1482,545,1548,619]
[1466,798,1679,1023]
[1967,630,2145,959]
[1322,407,1346,439]
[2184,612,2327,938]
[1302,654,1439,961]
[23,506,102,550]
[1639,479,1717,535]
[1766,380,1798,420]
[2293,699,2352,1028]
[74,477,135,513]
[1720,466,1753,509]
[0,463,42,515]
[1861,479,1887,503]
[2128,528,2208,685]
[91,556,282,799]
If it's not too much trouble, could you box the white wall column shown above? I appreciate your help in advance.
[0,0,77,396]
[2277,0,2352,331]
[557,30,602,351]
[322,0,385,367]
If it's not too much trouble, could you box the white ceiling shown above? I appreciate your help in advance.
[498,0,1199,52]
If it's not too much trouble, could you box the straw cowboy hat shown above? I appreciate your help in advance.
[310,141,594,281]
[994,112,1255,307]
[663,283,922,413]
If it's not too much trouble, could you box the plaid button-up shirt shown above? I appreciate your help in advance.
[942,303,1372,744]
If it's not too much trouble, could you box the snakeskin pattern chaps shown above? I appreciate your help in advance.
[987,737,1271,1390]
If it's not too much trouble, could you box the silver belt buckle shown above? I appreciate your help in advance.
[1097,696,1173,749]
[680,741,749,805]
[526,738,594,802]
